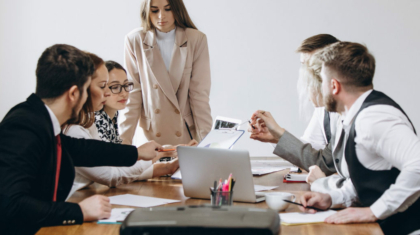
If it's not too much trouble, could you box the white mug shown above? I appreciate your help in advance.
[265,192,296,212]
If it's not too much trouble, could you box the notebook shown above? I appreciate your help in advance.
[283,173,308,183]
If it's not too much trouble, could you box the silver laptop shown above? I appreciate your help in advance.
[177,146,265,203]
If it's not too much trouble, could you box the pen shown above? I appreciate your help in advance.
[158,149,176,152]
[248,120,256,130]
[227,173,232,192]
[282,200,326,212]
[231,178,236,190]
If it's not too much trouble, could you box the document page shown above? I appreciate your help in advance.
[198,130,244,149]
[109,194,181,207]
[254,185,279,192]
[280,210,337,225]
[98,208,134,224]
[251,160,294,175]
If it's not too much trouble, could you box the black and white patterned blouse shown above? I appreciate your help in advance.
[95,109,123,144]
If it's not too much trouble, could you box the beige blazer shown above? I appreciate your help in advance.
[120,27,212,146]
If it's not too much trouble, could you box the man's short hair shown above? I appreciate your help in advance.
[35,44,94,99]
[317,41,375,88]
[296,34,340,53]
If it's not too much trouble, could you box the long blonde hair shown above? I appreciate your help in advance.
[140,0,197,31]
[296,54,324,121]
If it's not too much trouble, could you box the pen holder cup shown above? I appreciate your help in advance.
[210,190,233,206]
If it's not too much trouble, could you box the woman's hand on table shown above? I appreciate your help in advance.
[153,158,179,177]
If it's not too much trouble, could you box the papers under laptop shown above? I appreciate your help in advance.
[251,160,294,175]
[177,146,266,203]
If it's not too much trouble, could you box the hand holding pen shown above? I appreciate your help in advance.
[248,110,285,144]
[297,192,332,214]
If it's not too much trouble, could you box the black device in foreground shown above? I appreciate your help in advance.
[120,205,280,235]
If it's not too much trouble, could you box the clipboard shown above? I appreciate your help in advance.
[198,130,245,149]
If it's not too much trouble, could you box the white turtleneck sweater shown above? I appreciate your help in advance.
[156,27,176,71]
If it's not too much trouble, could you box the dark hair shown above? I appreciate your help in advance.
[65,52,105,129]
[317,41,375,88]
[35,44,94,99]
[296,34,340,53]
[105,60,127,74]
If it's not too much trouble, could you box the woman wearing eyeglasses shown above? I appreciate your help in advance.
[95,61,134,144]
[120,0,212,146]
[65,58,180,199]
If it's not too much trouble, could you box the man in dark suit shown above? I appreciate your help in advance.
[0,44,162,235]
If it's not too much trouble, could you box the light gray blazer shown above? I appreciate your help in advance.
[273,130,336,176]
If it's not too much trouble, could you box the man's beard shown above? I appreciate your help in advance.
[323,90,337,112]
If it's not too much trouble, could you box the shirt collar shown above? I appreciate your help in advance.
[341,89,373,127]
[155,27,176,40]
[44,104,61,136]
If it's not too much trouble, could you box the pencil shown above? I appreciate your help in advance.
[158,149,176,152]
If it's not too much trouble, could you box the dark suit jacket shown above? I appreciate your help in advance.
[0,94,138,235]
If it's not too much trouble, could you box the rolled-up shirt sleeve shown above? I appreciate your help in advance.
[355,107,420,220]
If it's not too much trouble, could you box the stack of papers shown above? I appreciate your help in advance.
[280,210,337,225]
[251,160,293,175]
[109,194,181,207]
[254,185,278,192]
[98,208,134,224]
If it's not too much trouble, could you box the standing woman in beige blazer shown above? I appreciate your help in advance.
[120,0,212,146]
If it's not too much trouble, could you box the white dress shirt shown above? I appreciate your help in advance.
[156,27,176,71]
[65,124,153,200]
[325,89,420,220]
[301,107,340,150]
[45,104,61,136]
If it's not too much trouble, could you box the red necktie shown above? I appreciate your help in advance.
[53,135,62,202]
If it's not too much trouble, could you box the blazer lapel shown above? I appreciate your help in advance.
[143,30,180,109]
[168,27,188,93]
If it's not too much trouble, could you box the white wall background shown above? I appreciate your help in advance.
[1,0,420,156]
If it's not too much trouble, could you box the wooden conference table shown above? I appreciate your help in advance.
[37,168,382,235]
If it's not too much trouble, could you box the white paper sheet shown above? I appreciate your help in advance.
[197,130,244,149]
[171,169,182,179]
[109,194,181,208]
[251,160,293,175]
[279,210,337,225]
[98,208,134,223]
[254,185,278,192]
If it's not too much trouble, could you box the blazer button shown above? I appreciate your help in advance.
[335,159,340,163]
[153,84,159,89]
[72,220,75,224]
[156,132,161,137]
[176,131,182,137]
[63,220,67,225]
[155,109,160,114]
[175,109,180,114]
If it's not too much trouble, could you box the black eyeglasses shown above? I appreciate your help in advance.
[109,83,134,94]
